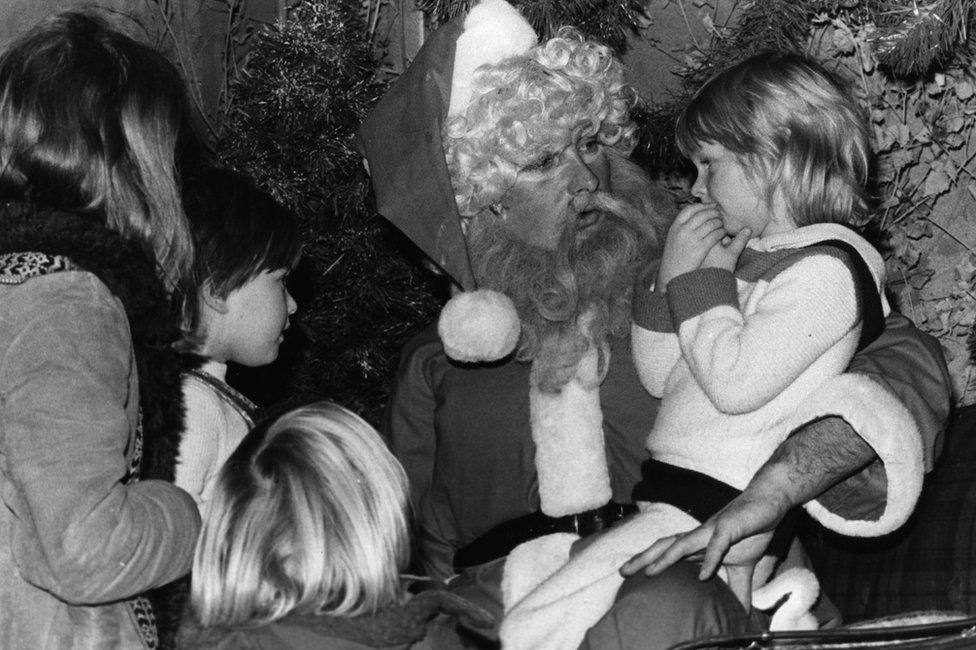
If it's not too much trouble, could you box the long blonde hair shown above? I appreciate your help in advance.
[191,402,410,627]
[0,10,196,286]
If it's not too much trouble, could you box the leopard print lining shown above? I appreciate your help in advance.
[0,251,77,284]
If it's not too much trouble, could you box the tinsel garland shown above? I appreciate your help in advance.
[217,0,443,423]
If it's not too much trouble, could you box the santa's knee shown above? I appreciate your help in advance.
[580,561,764,650]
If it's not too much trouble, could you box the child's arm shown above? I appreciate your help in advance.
[1,275,199,602]
[174,378,222,509]
[656,202,726,289]
[631,288,681,397]
[632,203,727,395]
[671,252,862,413]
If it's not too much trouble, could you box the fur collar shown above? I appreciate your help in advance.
[0,202,198,481]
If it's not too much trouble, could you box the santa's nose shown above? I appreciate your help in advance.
[568,154,599,195]
[577,210,600,229]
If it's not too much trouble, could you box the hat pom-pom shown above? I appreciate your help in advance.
[438,289,520,362]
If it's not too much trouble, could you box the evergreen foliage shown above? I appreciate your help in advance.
[871,0,975,78]
[217,0,443,423]
[154,0,976,406]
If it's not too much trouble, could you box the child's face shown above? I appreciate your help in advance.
[689,141,790,239]
[208,268,297,367]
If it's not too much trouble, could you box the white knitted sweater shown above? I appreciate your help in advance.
[634,223,892,490]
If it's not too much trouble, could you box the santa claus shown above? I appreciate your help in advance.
[357,1,950,647]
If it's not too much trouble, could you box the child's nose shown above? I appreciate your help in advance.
[286,291,298,315]
[690,173,708,200]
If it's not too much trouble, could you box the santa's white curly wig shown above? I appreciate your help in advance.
[443,27,638,219]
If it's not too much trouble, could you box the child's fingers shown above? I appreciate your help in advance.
[671,212,724,244]
[683,205,722,230]
[726,228,752,255]
[674,201,716,222]
[694,218,725,239]
[702,225,726,246]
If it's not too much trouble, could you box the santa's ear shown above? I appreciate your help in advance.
[200,280,231,315]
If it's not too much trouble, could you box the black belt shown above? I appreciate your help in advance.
[452,500,638,571]
[633,458,742,523]
[633,458,797,559]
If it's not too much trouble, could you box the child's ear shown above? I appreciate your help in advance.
[200,280,231,315]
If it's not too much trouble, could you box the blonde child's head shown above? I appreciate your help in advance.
[190,402,410,628]
[676,51,872,227]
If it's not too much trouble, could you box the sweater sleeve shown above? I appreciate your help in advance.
[668,256,860,414]
[631,287,682,397]
[175,378,223,510]
[0,272,200,603]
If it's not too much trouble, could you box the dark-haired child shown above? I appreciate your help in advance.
[174,167,302,511]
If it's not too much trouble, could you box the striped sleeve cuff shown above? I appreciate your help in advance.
[667,267,738,326]
[633,289,673,332]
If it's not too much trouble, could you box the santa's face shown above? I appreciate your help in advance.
[466,149,654,391]
[499,132,611,250]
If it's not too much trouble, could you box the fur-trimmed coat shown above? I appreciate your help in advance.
[0,203,200,649]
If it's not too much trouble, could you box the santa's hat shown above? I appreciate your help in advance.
[358,0,536,361]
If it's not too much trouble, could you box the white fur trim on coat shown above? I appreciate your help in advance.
[501,532,578,613]
[530,347,612,517]
[499,504,699,650]
[753,567,820,632]
[793,372,924,536]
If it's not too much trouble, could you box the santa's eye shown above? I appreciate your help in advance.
[578,138,600,155]
[524,151,557,171]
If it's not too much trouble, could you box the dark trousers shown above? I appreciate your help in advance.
[447,557,763,649]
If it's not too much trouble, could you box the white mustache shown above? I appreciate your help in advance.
[574,191,659,243]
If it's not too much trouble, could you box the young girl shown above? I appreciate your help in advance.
[179,402,492,650]
[499,52,922,650]
[0,10,205,649]
[625,51,897,584]
[175,167,301,512]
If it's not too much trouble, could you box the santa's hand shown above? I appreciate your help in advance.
[657,202,725,288]
[702,227,751,272]
[620,491,784,586]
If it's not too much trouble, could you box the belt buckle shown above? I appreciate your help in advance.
[572,508,607,537]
